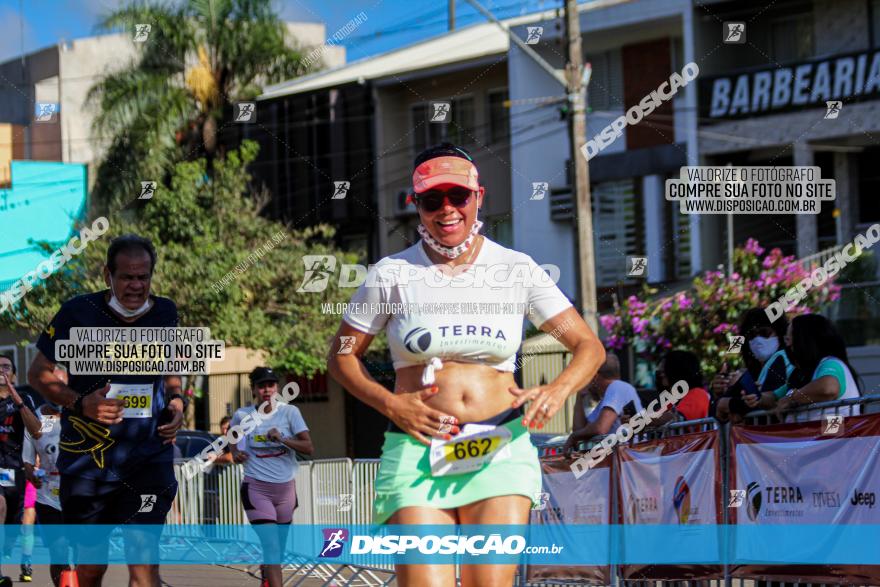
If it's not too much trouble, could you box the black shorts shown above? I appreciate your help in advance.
[60,462,177,526]
[0,470,26,524]
[35,502,63,525]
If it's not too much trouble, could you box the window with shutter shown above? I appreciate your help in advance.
[586,49,623,111]
[592,180,641,286]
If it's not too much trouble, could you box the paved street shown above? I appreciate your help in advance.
[17,564,352,586]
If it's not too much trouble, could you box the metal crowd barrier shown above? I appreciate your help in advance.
[742,393,880,425]
[168,395,880,587]
[529,396,880,587]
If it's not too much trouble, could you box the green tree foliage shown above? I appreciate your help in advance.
[87,0,319,211]
[1,142,359,377]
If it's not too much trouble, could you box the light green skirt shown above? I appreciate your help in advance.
[372,419,542,524]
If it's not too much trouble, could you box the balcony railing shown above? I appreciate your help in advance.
[799,244,844,271]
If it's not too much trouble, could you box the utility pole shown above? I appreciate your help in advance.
[449,0,455,31]
[564,0,598,331]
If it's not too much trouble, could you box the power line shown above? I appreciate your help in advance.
[345,0,544,46]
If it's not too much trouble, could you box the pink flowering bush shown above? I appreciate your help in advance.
[600,239,841,374]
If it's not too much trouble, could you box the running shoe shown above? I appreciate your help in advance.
[0,575,11,587]
[19,563,32,582]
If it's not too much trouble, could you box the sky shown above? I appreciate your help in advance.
[0,0,564,65]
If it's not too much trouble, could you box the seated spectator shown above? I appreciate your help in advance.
[750,314,861,421]
[564,353,643,452]
[713,308,794,422]
[654,350,710,424]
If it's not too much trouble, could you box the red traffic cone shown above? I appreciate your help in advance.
[59,569,79,587]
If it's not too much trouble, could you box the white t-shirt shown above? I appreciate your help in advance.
[788,357,860,422]
[343,238,572,371]
[22,406,61,510]
[230,403,309,483]
[585,380,644,431]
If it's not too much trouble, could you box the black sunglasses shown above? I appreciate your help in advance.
[414,188,473,212]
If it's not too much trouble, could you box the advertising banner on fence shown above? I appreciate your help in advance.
[526,452,612,584]
[617,430,723,580]
[730,413,880,584]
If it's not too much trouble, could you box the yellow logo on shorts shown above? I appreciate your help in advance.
[59,416,115,469]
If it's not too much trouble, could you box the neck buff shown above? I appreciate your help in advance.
[418,220,483,259]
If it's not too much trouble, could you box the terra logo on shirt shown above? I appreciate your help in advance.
[404,325,509,355]
[438,325,507,340]
[404,328,431,353]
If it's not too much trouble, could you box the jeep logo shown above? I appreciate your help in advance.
[850,490,876,508]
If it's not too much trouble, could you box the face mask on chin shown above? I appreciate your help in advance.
[108,282,153,319]
[749,336,780,363]
[418,219,483,259]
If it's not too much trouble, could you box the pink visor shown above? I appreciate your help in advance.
[412,156,480,194]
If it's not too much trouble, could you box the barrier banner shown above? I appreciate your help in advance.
[616,429,723,580]
[730,412,880,584]
[526,451,612,584]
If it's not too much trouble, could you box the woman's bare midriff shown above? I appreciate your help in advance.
[394,361,518,424]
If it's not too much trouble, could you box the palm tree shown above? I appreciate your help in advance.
[87,0,315,211]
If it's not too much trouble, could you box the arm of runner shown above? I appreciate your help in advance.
[327,322,459,446]
[274,406,313,455]
[510,307,606,429]
[157,397,185,444]
[271,429,314,455]
[230,447,249,464]
[228,413,249,463]
[30,353,122,424]
[28,351,79,411]
[213,442,234,465]
[23,463,41,489]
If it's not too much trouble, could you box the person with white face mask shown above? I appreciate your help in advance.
[713,308,795,422]
[27,234,186,587]
[749,334,780,362]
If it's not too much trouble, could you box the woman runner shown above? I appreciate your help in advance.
[229,367,313,587]
[328,143,605,587]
